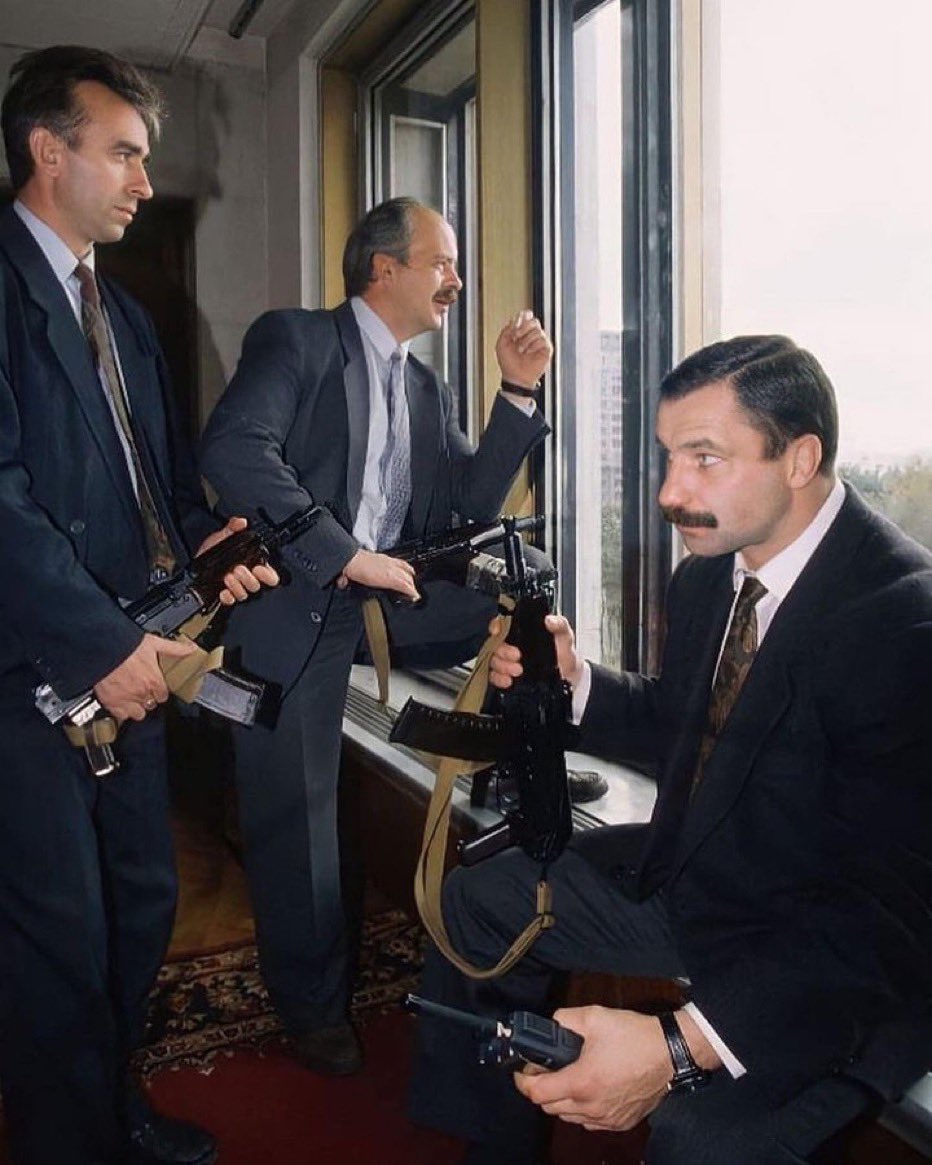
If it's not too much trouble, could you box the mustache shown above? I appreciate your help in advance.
[434,289,458,305]
[661,506,718,529]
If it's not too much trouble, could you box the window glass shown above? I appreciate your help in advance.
[370,15,476,427]
[572,0,624,663]
[712,0,932,548]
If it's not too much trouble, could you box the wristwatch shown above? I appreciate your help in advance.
[658,1011,711,1093]
[500,378,540,398]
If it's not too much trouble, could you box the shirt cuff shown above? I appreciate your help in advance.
[683,1002,746,1078]
[499,390,538,416]
[570,660,592,724]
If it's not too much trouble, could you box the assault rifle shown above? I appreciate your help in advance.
[389,515,574,866]
[35,504,321,778]
[387,514,548,599]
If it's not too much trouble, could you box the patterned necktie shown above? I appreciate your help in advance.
[75,263,175,577]
[693,575,767,790]
[377,347,412,550]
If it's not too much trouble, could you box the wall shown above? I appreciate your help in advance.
[0,47,269,428]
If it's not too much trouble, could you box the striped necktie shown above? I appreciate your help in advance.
[75,263,175,577]
[377,347,412,550]
[693,575,767,791]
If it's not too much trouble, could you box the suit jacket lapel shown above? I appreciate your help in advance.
[0,213,142,534]
[335,302,369,522]
[637,562,734,889]
[668,486,873,878]
[100,279,186,555]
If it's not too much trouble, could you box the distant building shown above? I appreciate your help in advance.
[600,330,623,502]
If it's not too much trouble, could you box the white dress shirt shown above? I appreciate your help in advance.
[349,297,412,551]
[349,296,537,550]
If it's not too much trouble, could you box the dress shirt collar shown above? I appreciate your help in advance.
[14,199,95,283]
[350,295,409,364]
[733,477,845,599]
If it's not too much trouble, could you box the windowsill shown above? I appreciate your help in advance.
[343,664,657,833]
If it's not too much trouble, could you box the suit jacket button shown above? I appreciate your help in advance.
[69,519,86,535]
[310,611,322,624]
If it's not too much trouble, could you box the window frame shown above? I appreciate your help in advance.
[357,0,476,429]
[532,0,674,674]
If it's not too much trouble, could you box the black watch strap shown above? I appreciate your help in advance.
[500,378,540,398]
[658,1012,710,1093]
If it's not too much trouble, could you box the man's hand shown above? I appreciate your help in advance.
[196,516,280,605]
[489,612,584,690]
[513,1007,671,1132]
[337,549,420,601]
[93,633,196,723]
[495,310,553,389]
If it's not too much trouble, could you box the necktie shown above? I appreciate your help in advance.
[75,263,175,577]
[377,348,412,550]
[693,575,767,790]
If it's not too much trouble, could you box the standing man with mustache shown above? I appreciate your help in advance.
[0,45,277,1165]
[200,197,553,1075]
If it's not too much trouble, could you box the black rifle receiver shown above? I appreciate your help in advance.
[389,514,545,582]
[405,993,583,1070]
[35,503,322,776]
[389,515,574,866]
[372,515,547,608]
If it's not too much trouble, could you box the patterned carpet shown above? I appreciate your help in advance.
[134,909,425,1077]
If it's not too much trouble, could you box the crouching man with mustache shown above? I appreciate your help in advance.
[199,197,553,1076]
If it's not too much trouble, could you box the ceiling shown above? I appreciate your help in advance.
[0,0,305,71]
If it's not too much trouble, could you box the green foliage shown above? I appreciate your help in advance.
[840,458,932,549]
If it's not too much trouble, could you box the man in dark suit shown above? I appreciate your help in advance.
[199,196,552,1076]
[0,47,276,1165]
[409,335,932,1164]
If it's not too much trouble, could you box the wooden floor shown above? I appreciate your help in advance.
[169,806,254,956]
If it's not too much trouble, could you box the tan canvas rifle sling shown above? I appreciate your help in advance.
[412,593,557,980]
[63,606,226,751]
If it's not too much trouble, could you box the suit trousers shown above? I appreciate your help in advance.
[231,578,504,1033]
[407,842,876,1165]
[0,680,176,1165]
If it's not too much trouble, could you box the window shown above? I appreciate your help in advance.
[535,0,673,673]
[362,4,478,435]
[705,0,932,549]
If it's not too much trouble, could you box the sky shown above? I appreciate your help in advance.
[718,0,932,466]
[580,0,932,468]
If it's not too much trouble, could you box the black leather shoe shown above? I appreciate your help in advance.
[567,768,609,803]
[128,1111,217,1165]
[481,767,609,810]
[291,1022,363,1076]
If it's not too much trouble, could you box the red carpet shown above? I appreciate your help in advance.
[0,908,650,1164]
[143,1008,648,1165]
[144,1008,462,1164]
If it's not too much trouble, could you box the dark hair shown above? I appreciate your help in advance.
[342,196,425,298]
[659,335,839,474]
[2,45,164,191]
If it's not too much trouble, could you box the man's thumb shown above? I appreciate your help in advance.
[153,635,197,657]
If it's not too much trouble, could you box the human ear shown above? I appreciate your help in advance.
[370,252,394,283]
[788,433,822,488]
[30,127,64,175]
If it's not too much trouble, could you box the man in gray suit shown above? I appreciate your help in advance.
[200,197,552,1075]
